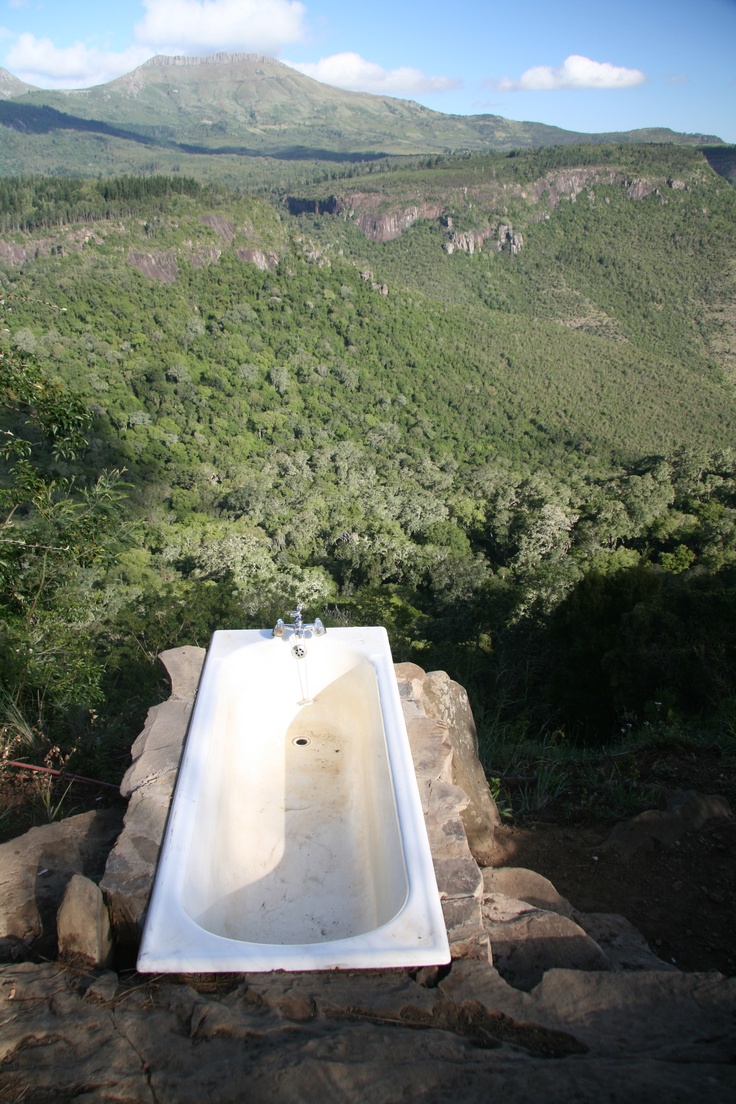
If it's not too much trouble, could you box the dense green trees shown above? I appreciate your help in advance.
[0,346,128,761]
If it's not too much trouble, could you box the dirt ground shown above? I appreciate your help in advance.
[494,811,736,978]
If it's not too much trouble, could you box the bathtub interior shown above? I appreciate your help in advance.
[182,648,409,944]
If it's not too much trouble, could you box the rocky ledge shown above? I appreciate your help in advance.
[1,648,735,1102]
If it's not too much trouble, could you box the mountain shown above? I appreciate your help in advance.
[0,67,34,100]
[0,54,724,183]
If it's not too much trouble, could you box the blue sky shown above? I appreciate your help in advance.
[1,0,735,141]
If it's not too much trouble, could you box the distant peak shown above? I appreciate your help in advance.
[0,66,37,97]
[142,53,282,69]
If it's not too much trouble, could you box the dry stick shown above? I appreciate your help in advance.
[2,760,120,790]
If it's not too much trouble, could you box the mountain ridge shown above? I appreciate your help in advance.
[0,53,723,183]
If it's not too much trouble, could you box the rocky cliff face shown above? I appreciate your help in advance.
[443,222,523,256]
[0,210,282,280]
[286,167,686,253]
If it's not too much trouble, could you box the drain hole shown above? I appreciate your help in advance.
[293,737,310,746]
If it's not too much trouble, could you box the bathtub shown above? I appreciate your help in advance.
[137,627,450,972]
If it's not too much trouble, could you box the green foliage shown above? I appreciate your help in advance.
[548,565,736,741]
[0,174,201,232]
[1,346,129,756]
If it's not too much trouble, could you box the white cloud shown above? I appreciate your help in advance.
[2,0,310,88]
[491,54,646,92]
[287,52,460,95]
[134,0,308,56]
[4,33,151,88]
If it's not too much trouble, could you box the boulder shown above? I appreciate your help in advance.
[0,809,123,952]
[574,912,678,973]
[602,790,733,858]
[396,665,489,961]
[482,867,574,919]
[57,873,114,968]
[481,893,611,991]
[411,667,502,862]
[100,647,205,960]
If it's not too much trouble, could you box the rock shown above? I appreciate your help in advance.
[481,893,611,991]
[482,867,574,919]
[0,809,123,951]
[200,214,235,243]
[0,936,32,964]
[420,669,501,861]
[529,968,736,1063]
[574,912,678,973]
[235,247,279,270]
[57,873,114,968]
[101,653,204,961]
[602,790,732,858]
[396,665,489,960]
[3,957,736,1102]
[83,970,119,1004]
[159,644,207,700]
[3,654,736,1100]
[627,177,658,200]
[127,250,179,283]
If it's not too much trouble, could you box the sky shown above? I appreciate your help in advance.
[1,0,735,142]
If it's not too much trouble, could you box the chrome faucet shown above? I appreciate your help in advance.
[272,603,325,640]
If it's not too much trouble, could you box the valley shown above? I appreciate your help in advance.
[0,76,735,849]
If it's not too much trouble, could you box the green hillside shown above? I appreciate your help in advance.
[1,145,736,828]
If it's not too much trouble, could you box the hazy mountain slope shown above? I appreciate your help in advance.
[0,67,35,99]
[0,54,722,183]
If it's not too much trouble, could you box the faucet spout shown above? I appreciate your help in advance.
[272,603,326,641]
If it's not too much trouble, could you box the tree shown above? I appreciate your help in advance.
[0,347,128,731]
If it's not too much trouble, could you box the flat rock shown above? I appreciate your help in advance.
[481,893,611,990]
[529,968,736,1062]
[2,959,736,1102]
[574,912,678,972]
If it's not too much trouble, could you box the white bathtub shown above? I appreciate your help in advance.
[137,627,450,972]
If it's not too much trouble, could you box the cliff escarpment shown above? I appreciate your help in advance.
[286,163,691,254]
